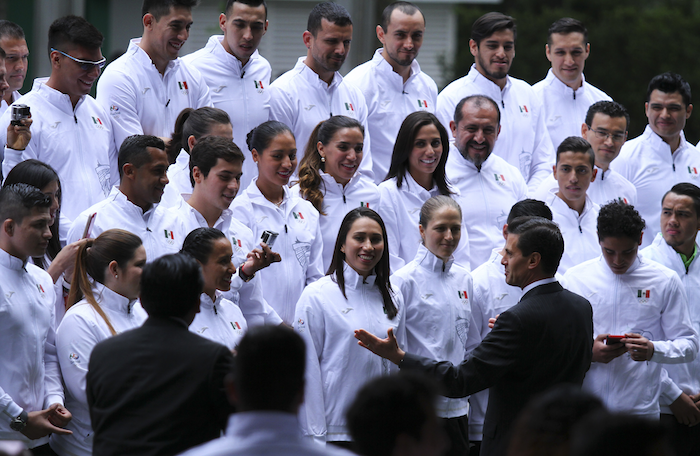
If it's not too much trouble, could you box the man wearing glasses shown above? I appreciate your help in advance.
[532,101,637,208]
[0,16,118,242]
[611,72,700,248]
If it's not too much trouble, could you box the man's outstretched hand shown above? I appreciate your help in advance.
[354,327,405,366]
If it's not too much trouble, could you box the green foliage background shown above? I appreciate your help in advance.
[447,0,700,143]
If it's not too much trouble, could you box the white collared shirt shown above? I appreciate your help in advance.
[532,69,611,150]
[531,165,637,207]
[190,292,247,351]
[0,249,61,448]
[66,186,184,262]
[268,57,373,179]
[436,65,555,191]
[51,283,146,456]
[0,79,118,235]
[611,125,700,247]
[97,38,212,149]
[446,145,527,270]
[344,49,438,182]
[183,36,271,191]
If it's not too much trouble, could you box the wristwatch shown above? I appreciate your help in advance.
[238,264,255,282]
[9,410,28,432]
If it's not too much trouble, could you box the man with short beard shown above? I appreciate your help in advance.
[436,12,553,193]
[446,95,526,270]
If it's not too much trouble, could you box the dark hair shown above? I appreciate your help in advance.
[142,0,199,20]
[0,183,51,226]
[647,72,692,107]
[507,384,605,456]
[234,325,306,412]
[508,217,564,276]
[597,200,645,242]
[189,136,244,187]
[298,116,364,213]
[47,15,103,57]
[307,2,352,36]
[118,135,165,179]
[347,373,439,456]
[570,412,672,456]
[547,17,587,45]
[328,208,397,319]
[585,101,630,131]
[0,20,25,40]
[4,160,62,265]
[556,136,594,168]
[139,253,203,318]
[380,2,423,31]
[246,120,294,155]
[664,183,700,217]
[68,229,143,335]
[471,12,516,46]
[385,111,453,195]
[180,227,226,264]
[225,0,267,18]
[507,199,553,224]
[167,107,231,163]
[454,95,501,126]
[418,195,461,227]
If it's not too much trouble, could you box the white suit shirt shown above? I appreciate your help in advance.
[344,49,437,182]
[183,36,271,191]
[563,256,698,418]
[446,146,527,270]
[268,57,373,179]
[532,69,611,150]
[51,283,146,456]
[0,250,62,448]
[97,38,212,149]
[611,125,700,248]
[436,65,555,191]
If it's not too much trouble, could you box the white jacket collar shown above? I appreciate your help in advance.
[33,77,86,115]
[205,35,260,76]
[340,263,377,290]
[0,248,26,271]
[414,243,454,273]
[93,281,137,314]
[543,68,588,97]
[293,56,343,90]
[641,124,690,156]
[128,38,179,75]
[371,48,422,84]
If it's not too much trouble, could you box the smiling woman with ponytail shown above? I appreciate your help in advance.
[51,229,148,456]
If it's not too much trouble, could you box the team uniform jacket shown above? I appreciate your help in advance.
[392,244,479,418]
[190,292,247,351]
[377,174,469,271]
[170,197,282,327]
[183,37,271,191]
[532,165,637,207]
[344,49,437,183]
[446,146,527,270]
[0,80,117,231]
[436,65,555,191]
[0,90,22,129]
[563,256,698,418]
[532,70,611,151]
[291,170,380,271]
[51,284,146,456]
[96,38,212,149]
[179,412,356,456]
[160,149,192,209]
[0,250,62,448]
[231,180,324,325]
[468,248,523,440]
[611,126,700,248]
[543,191,601,274]
[66,187,183,262]
[268,57,373,179]
[294,267,406,442]
[641,234,700,414]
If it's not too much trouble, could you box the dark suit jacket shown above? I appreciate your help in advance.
[402,281,593,456]
[86,316,235,456]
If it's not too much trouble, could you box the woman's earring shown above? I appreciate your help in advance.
[320,156,325,162]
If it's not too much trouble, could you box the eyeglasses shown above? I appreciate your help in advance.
[587,127,626,143]
[50,48,106,71]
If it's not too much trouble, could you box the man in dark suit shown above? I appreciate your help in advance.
[355,217,594,456]
[86,253,234,456]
